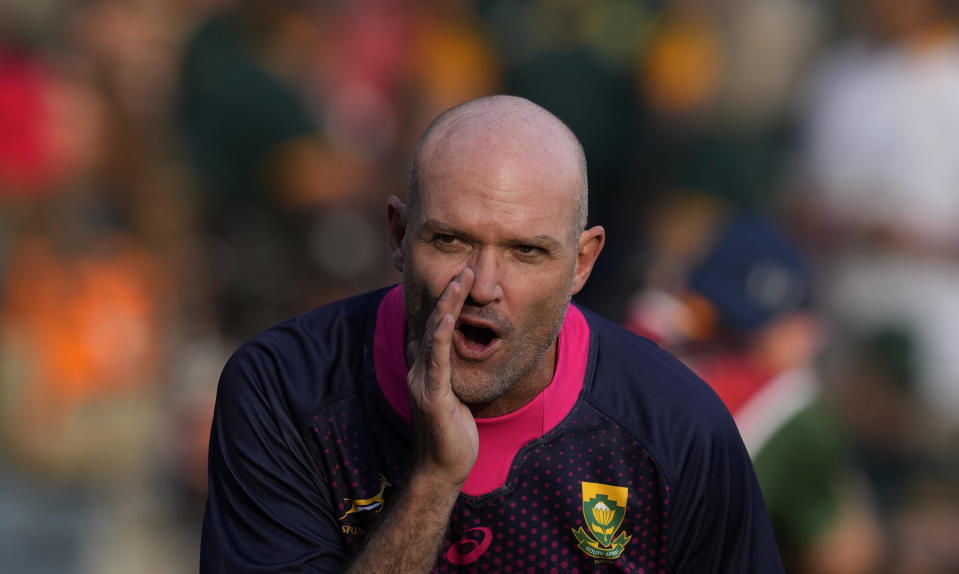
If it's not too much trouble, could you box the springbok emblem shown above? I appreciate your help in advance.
[338,474,391,520]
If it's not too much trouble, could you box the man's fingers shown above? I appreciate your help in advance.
[426,268,474,335]
[444,267,474,324]
[423,269,474,392]
[415,267,474,363]
[427,314,455,394]
[409,268,475,400]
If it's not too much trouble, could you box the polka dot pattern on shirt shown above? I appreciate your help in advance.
[311,396,671,572]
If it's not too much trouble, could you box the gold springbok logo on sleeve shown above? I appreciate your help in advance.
[338,475,391,521]
[571,481,632,559]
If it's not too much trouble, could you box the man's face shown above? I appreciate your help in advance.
[396,118,591,414]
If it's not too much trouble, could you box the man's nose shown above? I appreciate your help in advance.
[465,249,503,306]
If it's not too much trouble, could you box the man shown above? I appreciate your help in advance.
[201,96,782,572]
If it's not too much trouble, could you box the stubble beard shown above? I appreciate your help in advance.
[403,267,572,410]
[450,298,568,409]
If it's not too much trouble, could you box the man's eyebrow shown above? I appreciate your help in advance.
[420,219,562,250]
[420,219,469,239]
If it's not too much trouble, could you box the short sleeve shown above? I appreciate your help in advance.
[200,345,346,573]
[666,401,785,573]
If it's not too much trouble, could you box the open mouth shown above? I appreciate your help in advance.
[457,322,497,346]
[453,317,502,358]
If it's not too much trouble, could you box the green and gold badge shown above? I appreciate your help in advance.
[571,481,632,559]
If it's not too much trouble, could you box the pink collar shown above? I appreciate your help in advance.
[373,285,589,496]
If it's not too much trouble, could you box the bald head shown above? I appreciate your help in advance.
[407,96,589,237]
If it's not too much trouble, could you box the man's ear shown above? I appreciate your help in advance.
[387,195,407,272]
[572,226,605,295]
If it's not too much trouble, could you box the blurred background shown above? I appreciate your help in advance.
[1,0,959,572]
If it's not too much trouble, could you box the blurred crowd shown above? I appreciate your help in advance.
[1,0,958,572]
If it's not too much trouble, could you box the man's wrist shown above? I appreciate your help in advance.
[344,464,463,573]
[404,465,464,509]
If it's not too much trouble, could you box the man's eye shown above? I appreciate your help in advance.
[514,245,545,259]
[433,234,463,250]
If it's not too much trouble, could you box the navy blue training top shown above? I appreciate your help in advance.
[201,287,784,573]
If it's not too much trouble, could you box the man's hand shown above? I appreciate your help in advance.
[406,267,478,488]
[346,269,476,573]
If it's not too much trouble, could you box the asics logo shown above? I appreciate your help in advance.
[446,526,493,565]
